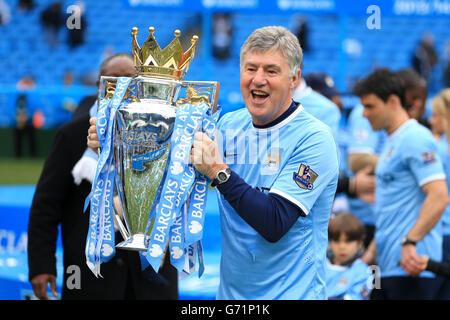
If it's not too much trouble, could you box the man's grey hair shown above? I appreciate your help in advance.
[240,26,303,77]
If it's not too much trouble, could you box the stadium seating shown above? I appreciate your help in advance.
[0,0,449,127]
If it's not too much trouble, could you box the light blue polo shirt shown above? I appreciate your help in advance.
[293,79,341,138]
[346,104,387,226]
[374,119,445,278]
[436,134,450,236]
[215,104,339,299]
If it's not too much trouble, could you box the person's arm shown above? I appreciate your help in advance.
[348,153,379,174]
[426,258,450,279]
[190,132,302,242]
[28,128,75,299]
[336,171,351,195]
[337,167,375,203]
[418,256,450,279]
[408,180,448,241]
[216,171,302,242]
[401,180,448,276]
[361,239,377,266]
[191,123,339,241]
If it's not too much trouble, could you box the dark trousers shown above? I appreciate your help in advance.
[370,276,445,300]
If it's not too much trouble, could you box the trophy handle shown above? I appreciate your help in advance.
[178,81,220,112]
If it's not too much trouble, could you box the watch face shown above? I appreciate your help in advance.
[218,172,227,181]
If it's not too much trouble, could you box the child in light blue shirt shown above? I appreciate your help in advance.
[326,213,372,300]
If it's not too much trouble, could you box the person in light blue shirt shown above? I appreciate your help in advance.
[346,104,387,247]
[300,72,345,170]
[428,88,450,299]
[429,90,450,252]
[292,76,341,138]
[353,68,448,300]
[326,213,371,300]
[299,73,376,215]
[190,26,339,300]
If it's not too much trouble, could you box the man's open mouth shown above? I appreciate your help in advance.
[251,90,269,100]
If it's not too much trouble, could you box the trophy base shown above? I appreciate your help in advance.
[116,234,147,251]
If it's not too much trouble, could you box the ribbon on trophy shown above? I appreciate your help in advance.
[143,102,221,277]
[173,105,221,279]
[84,77,132,277]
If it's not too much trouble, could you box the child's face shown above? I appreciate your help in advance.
[330,233,362,265]
[429,105,445,136]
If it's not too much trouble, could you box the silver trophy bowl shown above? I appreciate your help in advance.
[98,75,218,251]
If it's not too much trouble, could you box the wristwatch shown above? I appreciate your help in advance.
[400,236,417,246]
[211,168,231,187]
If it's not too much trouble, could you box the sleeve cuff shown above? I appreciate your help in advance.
[419,174,446,187]
[269,188,309,216]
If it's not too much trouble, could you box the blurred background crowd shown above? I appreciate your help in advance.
[0,0,448,157]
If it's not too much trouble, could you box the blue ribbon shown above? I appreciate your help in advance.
[84,77,132,277]
[170,105,221,278]
[145,102,213,273]
[184,106,221,247]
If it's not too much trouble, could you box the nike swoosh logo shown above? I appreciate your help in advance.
[224,152,238,157]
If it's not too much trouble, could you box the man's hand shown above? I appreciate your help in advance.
[400,244,423,277]
[87,117,100,150]
[354,166,375,203]
[417,255,429,273]
[361,239,377,265]
[31,273,58,300]
[190,131,227,180]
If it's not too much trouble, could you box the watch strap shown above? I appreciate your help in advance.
[401,236,417,246]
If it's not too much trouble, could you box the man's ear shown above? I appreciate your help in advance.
[291,69,302,90]
[387,94,401,108]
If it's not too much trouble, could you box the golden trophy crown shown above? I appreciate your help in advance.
[132,26,199,80]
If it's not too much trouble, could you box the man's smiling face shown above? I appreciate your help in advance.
[240,49,299,126]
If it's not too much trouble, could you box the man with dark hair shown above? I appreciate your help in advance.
[396,68,428,127]
[354,68,448,300]
[73,53,136,119]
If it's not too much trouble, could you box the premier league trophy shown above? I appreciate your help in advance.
[86,26,219,277]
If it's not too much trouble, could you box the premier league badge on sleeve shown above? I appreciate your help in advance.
[293,164,318,190]
[422,151,437,164]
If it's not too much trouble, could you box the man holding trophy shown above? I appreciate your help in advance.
[87,26,338,300]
